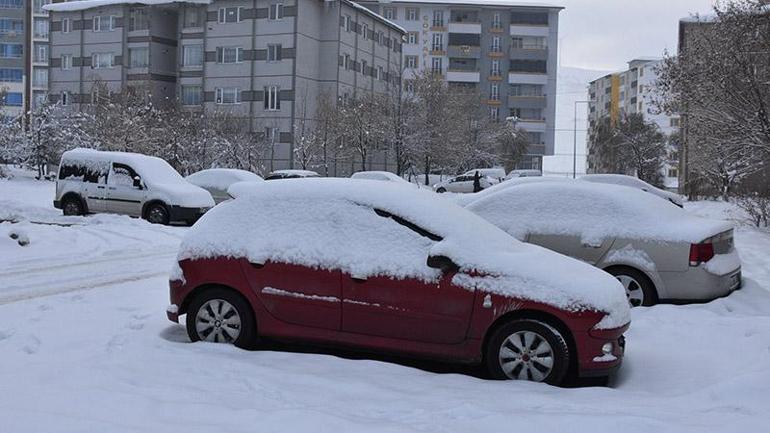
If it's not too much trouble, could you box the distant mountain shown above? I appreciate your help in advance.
[543,66,609,177]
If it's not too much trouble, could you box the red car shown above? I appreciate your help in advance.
[168,179,630,385]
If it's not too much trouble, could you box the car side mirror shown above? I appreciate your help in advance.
[133,176,143,189]
[427,255,459,274]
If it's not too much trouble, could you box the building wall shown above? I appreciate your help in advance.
[357,0,561,171]
[47,0,403,174]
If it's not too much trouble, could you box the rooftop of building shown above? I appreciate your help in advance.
[358,0,563,10]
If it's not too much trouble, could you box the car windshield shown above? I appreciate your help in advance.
[135,157,186,184]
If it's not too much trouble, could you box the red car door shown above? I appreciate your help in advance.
[341,272,475,344]
[241,261,341,331]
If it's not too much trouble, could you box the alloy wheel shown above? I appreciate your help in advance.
[498,330,555,382]
[195,299,242,343]
[616,274,645,307]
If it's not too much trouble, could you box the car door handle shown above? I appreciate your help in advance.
[97,186,105,189]
[108,187,116,190]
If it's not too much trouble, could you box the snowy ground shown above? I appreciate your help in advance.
[1,174,769,433]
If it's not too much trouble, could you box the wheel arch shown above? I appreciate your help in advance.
[482,309,579,379]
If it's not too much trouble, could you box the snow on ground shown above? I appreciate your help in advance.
[1,175,769,432]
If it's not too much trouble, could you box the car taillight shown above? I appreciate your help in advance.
[689,242,714,266]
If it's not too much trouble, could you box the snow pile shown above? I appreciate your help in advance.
[178,179,629,328]
[604,244,656,272]
[185,169,263,191]
[44,0,211,12]
[465,181,732,244]
[704,250,741,275]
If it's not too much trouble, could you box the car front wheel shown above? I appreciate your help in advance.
[486,319,570,385]
[144,203,170,225]
[436,187,447,193]
[62,196,84,216]
[186,287,257,349]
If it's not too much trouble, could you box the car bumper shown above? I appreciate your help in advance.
[169,205,210,223]
[577,324,628,378]
[659,266,742,303]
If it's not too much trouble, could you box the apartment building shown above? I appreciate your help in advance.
[587,58,680,190]
[45,0,404,173]
[0,0,49,117]
[356,0,561,171]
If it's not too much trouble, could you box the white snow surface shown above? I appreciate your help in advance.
[704,250,742,276]
[604,244,657,272]
[179,179,628,326]
[465,181,733,244]
[185,168,263,191]
[3,174,770,433]
[45,0,210,12]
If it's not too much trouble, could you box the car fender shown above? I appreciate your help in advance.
[595,243,669,299]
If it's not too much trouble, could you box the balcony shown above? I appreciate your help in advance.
[447,45,480,58]
[446,70,480,83]
[508,72,548,85]
[509,24,549,37]
[448,22,481,34]
[508,95,547,108]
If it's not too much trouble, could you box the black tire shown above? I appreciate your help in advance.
[144,202,170,225]
[186,287,258,350]
[485,319,570,386]
[436,187,447,193]
[62,196,84,216]
[606,267,658,307]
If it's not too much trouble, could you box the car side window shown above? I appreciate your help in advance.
[58,160,108,184]
[110,163,138,186]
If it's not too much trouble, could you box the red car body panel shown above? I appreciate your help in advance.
[169,257,627,376]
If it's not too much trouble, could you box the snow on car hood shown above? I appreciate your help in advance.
[185,169,263,191]
[177,179,630,328]
[465,182,733,245]
[151,181,215,208]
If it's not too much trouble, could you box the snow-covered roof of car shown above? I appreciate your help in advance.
[268,169,320,177]
[185,169,263,190]
[451,176,567,206]
[351,171,408,182]
[465,181,732,244]
[177,179,629,328]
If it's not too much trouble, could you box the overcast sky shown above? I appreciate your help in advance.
[538,0,716,71]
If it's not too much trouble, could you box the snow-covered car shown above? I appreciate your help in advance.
[506,169,543,179]
[461,168,507,183]
[185,169,263,204]
[350,171,415,187]
[464,182,742,307]
[169,179,630,385]
[580,174,684,207]
[264,169,320,180]
[434,174,495,193]
[54,148,214,225]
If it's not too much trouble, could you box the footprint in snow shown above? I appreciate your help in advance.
[127,313,151,330]
[21,335,41,354]
[0,329,15,342]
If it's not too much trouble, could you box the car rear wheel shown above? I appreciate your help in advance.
[486,319,570,385]
[607,267,657,307]
[62,196,84,216]
[436,187,447,193]
[186,287,257,349]
[144,203,169,225]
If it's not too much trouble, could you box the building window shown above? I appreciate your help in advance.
[93,15,114,32]
[182,44,203,67]
[431,33,443,51]
[218,7,242,23]
[33,0,48,13]
[181,85,202,105]
[407,32,418,44]
[431,57,442,74]
[216,47,243,63]
[406,8,418,21]
[491,59,500,76]
[0,0,22,8]
[91,52,114,69]
[490,83,499,100]
[0,68,22,82]
[129,8,149,31]
[215,87,240,104]
[383,7,395,20]
[405,55,417,69]
[490,107,499,121]
[265,127,279,143]
[344,15,352,32]
[491,36,501,52]
[0,18,23,35]
[34,43,48,63]
[2,92,22,106]
[510,12,548,25]
[183,7,203,28]
[668,168,678,178]
[343,53,350,70]
[510,59,547,73]
[267,44,282,62]
[377,66,384,81]
[61,18,70,33]
[60,91,69,106]
[433,10,444,27]
[61,54,72,70]
[510,107,543,121]
[269,3,283,20]
[33,91,46,108]
[264,85,280,110]
[377,31,383,45]
[361,60,367,75]
[492,12,502,29]
[0,43,23,58]
[510,84,543,96]
[362,24,368,40]
[32,68,48,87]
[128,47,148,68]
[33,18,48,38]
[405,80,414,93]
[511,36,547,50]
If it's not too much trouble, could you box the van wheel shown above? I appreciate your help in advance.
[606,267,657,307]
[436,187,447,193]
[62,196,84,216]
[485,319,570,385]
[186,287,258,349]
[145,203,169,225]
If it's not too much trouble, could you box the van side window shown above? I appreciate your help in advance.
[110,163,138,186]
[58,160,108,184]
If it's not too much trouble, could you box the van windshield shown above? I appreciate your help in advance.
[135,158,185,184]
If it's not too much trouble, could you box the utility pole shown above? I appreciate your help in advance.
[573,100,590,179]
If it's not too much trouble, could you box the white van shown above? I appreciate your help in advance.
[54,149,215,225]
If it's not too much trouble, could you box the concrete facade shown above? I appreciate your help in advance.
[356,0,561,170]
[46,0,403,173]
[587,58,680,190]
